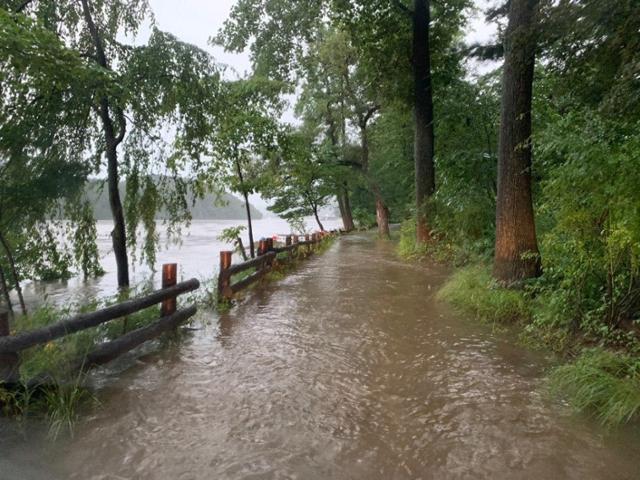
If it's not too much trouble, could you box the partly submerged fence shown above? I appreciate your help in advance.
[217,231,337,302]
[0,265,199,385]
[0,229,341,385]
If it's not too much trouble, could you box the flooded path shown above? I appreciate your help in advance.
[3,233,640,479]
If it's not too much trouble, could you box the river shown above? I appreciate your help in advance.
[2,231,640,479]
[20,218,342,310]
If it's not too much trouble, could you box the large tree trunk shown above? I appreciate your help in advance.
[0,232,26,315]
[81,0,130,288]
[413,0,435,244]
[337,184,355,232]
[493,0,541,284]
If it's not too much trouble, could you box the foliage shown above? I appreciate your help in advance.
[549,348,640,426]
[437,265,531,325]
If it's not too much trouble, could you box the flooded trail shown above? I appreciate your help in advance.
[3,233,640,479]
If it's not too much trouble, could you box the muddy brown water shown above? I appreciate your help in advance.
[2,233,640,479]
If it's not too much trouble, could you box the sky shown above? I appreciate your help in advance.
[145,0,500,75]
[140,0,501,213]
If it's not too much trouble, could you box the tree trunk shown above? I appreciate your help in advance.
[234,157,255,259]
[242,190,255,259]
[413,0,435,244]
[106,140,130,288]
[313,205,325,232]
[0,263,14,314]
[81,0,129,288]
[493,0,541,284]
[376,197,390,239]
[0,232,26,315]
[337,184,355,232]
[359,121,389,238]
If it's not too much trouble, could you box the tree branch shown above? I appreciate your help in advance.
[392,0,414,17]
[114,107,127,146]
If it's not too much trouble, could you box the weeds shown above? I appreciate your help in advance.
[437,265,531,324]
[548,348,640,425]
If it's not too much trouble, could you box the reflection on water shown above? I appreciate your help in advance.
[2,232,640,479]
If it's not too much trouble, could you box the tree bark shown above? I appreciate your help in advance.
[337,184,355,232]
[234,157,255,259]
[0,231,26,315]
[0,263,14,314]
[359,121,390,238]
[105,137,130,288]
[376,197,390,238]
[81,0,130,288]
[312,204,325,232]
[413,0,435,244]
[493,0,541,284]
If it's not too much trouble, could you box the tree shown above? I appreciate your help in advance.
[263,130,333,231]
[493,0,541,284]
[9,1,221,288]
[0,6,107,312]
[412,0,435,243]
[196,78,283,258]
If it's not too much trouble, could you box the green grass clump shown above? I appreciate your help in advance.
[437,265,531,324]
[549,348,640,425]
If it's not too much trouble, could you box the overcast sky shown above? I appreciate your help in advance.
[140,0,500,213]
[144,0,500,77]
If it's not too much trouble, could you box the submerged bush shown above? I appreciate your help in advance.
[549,348,640,425]
[437,265,531,324]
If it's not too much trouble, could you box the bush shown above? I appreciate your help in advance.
[549,348,640,425]
[437,265,531,324]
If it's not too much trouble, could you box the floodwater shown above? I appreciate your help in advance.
[20,218,341,310]
[2,232,640,479]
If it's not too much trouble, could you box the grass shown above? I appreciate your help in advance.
[437,265,531,324]
[398,226,640,427]
[1,276,213,435]
[548,348,640,425]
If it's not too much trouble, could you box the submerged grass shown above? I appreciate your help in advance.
[415,235,640,427]
[548,348,640,425]
[437,265,531,324]
[1,275,217,434]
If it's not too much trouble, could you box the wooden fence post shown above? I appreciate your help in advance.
[267,238,276,267]
[218,251,233,301]
[0,309,19,383]
[161,263,178,317]
[258,239,266,256]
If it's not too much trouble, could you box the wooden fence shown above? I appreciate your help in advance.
[217,230,337,302]
[0,264,200,385]
[0,228,341,386]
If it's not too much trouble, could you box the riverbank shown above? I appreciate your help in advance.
[396,227,640,426]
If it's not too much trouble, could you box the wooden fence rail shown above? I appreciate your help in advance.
[0,268,200,384]
[217,231,337,302]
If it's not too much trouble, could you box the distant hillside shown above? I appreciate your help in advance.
[85,181,263,220]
